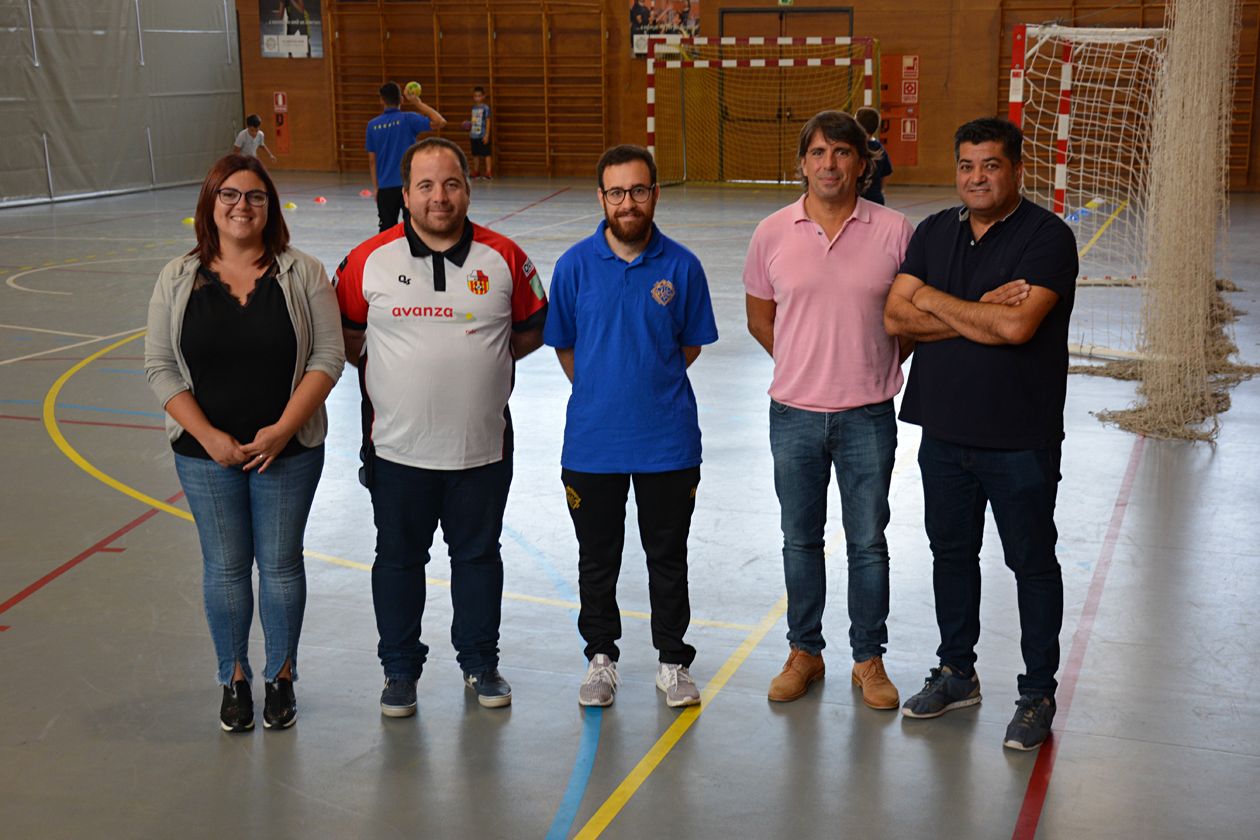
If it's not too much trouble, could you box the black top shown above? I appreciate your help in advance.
[898,199,1078,450]
[173,264,308,460]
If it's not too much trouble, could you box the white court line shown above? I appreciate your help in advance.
[6,254,172,295]
[0,327,144,367]
[505,211,603,239]
[0,324,104,339]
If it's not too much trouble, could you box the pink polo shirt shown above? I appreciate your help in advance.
[744,195,913,412]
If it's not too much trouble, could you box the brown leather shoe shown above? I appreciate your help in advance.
[767,648,825,702]
[851,656,899,709]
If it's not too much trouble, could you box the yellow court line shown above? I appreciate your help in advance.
[42,337,757,635]
[1077,199,1129,260]
[572,594,788,840]
[43,331,193,522]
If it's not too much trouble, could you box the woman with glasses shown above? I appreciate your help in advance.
[145,154,344,732]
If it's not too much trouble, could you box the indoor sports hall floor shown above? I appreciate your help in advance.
[2,175,1258,840]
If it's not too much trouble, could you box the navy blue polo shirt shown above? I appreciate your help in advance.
[898,199,1078,450]
[365,108,431,188]
[544,221,719,473]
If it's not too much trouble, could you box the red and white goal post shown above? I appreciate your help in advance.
[646,35,878,185]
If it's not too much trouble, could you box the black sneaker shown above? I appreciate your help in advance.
[464,668,512,708]
[263,677,297,730]
[901,665,982,718]
[1004,694,1056,750]
[220,679,254,732]
[380,678,418,718]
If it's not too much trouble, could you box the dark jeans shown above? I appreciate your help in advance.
[918,434,1064,697]
[375,186,404,231]
[562,466,700,667]
[769,399,896,661]
[369,454,512,680]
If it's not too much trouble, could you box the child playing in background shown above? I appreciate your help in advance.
[465,87,492,180]
[232,114,278,163]
[855,107,892,205]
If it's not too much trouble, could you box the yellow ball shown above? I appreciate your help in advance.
[404,81,422,98]
[181,217,194,225]
[283,201,297,210]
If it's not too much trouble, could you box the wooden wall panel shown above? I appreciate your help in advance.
[325,1,605,177]
[236,1,338,170]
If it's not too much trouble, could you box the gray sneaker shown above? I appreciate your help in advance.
[900,665,981,718]
[1003,694,1056,750]
[578,654,619,707]
[656,663,701,708]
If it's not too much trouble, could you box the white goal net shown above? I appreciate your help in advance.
[1009,24,1169,360]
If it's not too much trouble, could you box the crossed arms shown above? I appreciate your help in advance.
[882,275,1059,347]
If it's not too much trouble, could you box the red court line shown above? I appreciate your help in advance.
[483,188,572,227]
[0,414,164,432]
[0,492,185,620]
[1012,434,1147,839]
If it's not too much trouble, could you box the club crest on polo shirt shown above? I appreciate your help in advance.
[651,278,676,306]
[467,269,490,295]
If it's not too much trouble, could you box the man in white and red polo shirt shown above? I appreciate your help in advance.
[744,110,913,710]
[335,137,546,717]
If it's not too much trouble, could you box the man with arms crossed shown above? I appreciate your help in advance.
[336,138,547,716]
[745,110,913,709]
[544,144,718,709]
[884,117,1077,750]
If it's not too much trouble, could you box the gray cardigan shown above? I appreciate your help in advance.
[144,247,345,446]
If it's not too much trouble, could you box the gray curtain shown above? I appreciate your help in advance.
[0,0,241,206]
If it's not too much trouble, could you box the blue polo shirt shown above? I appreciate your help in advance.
[544,221,719,473]
[365,108,431,189]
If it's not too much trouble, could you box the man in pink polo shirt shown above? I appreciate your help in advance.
[744,110,913,708]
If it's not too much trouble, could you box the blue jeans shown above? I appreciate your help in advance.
[918,434,1063,697]
[769,399,896,661]
[369,454,512,680]
[175,446,324,685]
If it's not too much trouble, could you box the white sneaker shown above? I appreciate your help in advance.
[656,662,701,708]
[578,654,619,707]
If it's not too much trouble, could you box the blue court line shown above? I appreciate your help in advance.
[0,398,163,418]
[502,524,604,840]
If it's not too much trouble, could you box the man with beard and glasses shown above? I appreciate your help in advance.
[745,110,914,709]
[543,144,718,709]
[335,137,548,718]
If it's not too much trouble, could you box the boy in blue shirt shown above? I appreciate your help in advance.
[856,106,893,205]
[365,82,446,231]
[544,145,718,710]
[467,86,492,180]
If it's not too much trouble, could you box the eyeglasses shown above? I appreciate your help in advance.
[601,184,655,205]
[216,188,269,207]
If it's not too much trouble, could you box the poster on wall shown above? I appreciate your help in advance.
[260,0,323,59]
[632,1,700,57]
